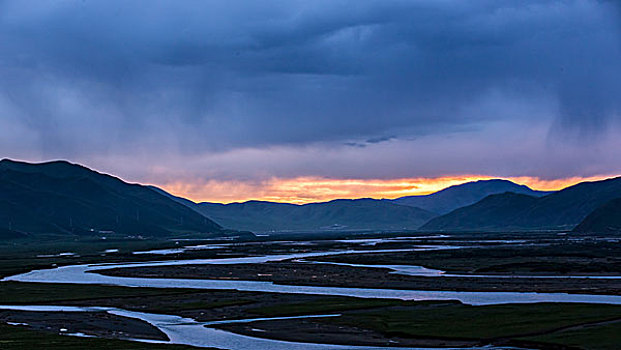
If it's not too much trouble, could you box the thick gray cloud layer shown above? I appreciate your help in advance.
[0,0,620,182]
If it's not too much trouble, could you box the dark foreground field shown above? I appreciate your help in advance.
[2,282,621,349]
[0,323,205,350]
[100,260,621,295]
[1,231,620,350]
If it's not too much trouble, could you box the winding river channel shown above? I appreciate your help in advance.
[3,245,621,349]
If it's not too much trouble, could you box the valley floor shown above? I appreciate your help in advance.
[1,231,620,350]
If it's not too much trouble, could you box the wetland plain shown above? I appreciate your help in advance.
[1,231,620,350]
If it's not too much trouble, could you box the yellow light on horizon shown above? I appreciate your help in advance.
[157,174,615,204]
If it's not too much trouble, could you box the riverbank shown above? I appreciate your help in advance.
[99,261,621,295]
[3,285,620,349]
[2,232,621,349]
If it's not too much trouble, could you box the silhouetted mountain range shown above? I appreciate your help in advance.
[2,159,620,236]
[422,177,621,232]
[153,191,437,232]
[573,197,621,233]
[420,193,540,231]
[0,159,225,238]
[391,179,551,214]
[154,179,554,232]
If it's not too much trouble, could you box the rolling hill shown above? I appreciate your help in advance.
[573,198,621,233]
[391,179,551,214]
[0,159,227,238]
[419,193,540,231]
[421,177,621,232]
[5,158,618,236]
[154,179,553,233]
[155,191,437,232]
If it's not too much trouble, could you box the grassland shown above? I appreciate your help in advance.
[0,323,205,350]
[330,303,621,339]
[6,281,621,348]
[99,260,621,295]
[220,301,621,349]
[314,239,621,275]
[520,321,621,350]
[1,232,621,349]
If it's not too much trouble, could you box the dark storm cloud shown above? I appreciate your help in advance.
[0,0,620,179]
[344,135,395,148]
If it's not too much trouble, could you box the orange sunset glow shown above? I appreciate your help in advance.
[159,175,615,205]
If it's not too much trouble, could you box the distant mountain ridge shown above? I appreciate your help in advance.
[155,179,556,233]
[391,179,551,214]
[152,188,437,232]
[0,159,228,238]
[422,177,621,232]
[5,159,617,236]
[420,192,541,231]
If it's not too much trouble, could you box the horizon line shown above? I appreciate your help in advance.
[157,175,618,205]
[2,157,616,205]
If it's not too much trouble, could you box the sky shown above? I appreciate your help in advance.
[1,0,620,203]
